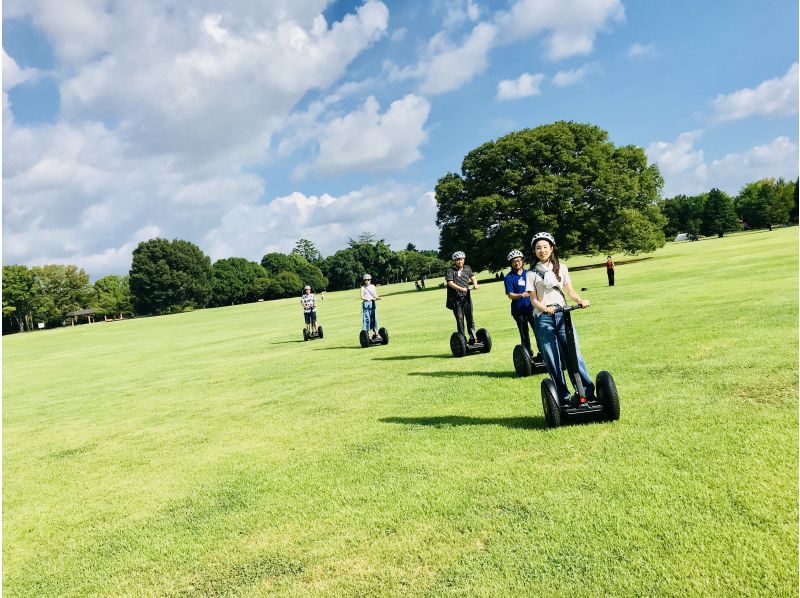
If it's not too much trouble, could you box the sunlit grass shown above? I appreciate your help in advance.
[4,228,798,596]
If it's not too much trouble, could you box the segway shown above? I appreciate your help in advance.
[512,344,548,377]
[359,300,389,348]
[449,328,491,357]
[303,325,324,341]
[540,304,620,427]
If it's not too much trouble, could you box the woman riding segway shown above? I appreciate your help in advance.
[445,251,491,356]
[359,274,388,347]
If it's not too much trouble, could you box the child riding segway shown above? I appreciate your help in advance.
[359,274,389,348]
[445,251,491,357]
[503,249,547,376]
[301,285,323,341]
[528,232,620,427]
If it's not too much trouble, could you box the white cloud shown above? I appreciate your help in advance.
[204,184,439,260]
[2,49,39,91]
[311,94,431,175]
[552,64,591,87]
[711,63,799,122]
[442,0,482,29]
[496,72,544,100]
[647,131,799,197]
[627,43,655,59]
[496,0,624,60]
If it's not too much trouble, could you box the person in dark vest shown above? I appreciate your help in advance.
[606,255,615,286]
[445,251,479,343]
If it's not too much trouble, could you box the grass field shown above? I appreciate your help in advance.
[4,228,798,596]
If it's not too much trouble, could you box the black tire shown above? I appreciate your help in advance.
[359,330,369,348]
[379,327,389,345]
[513,345,532,377]
[541,379,561,428]
[450,332,467,357]
[476,328,492,353]
[317,326,324,339]
[596,371,620,421]
[303,329,309,341]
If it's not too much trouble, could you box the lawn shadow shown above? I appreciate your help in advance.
[313,344,363,351]
[407,370,517,379]
[380,415,544,429]
[270,339,304,345]
[372,354,452,361]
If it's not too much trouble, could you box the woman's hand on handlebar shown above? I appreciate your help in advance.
[577,298,590,308]
[543,305,557,315]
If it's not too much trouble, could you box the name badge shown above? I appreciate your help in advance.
[518,278,525,287]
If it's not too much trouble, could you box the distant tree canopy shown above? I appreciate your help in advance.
[33,264,92,327]
[292,238,321,264]
[210,258,267,306]
[92,275,133,318]
[3,265,37,332]
[260,251,328,294]
[129,238,213,315]
[435,121,665,271]
[702,188,740,238]
[735,178,796,231]
[658,194,706,238]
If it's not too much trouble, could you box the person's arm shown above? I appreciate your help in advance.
[563,281,589,307]
[470,274,479,290]
[360,287,368,301]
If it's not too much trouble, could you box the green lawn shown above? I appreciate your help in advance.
[4,228,798,596]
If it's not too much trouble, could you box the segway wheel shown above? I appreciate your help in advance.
[476,328,492,353]
[317,326,324,339]
[513,345,532,377]
[596,370,620,421]
[303,329,309,341]
[450,332,467,357]
[359,330,369,348]
[378,327,389,345]
[541,379,561,428]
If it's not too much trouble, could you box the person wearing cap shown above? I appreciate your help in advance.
[360,274,382,340]
[300,285,318,335]
[445,251,479,343]
[527,232,594,405]
[504,249,538,356]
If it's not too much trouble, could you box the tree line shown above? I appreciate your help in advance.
[2,235,448,333]
[658,178,799,239]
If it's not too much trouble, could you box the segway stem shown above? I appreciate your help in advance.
[550,304,586,398]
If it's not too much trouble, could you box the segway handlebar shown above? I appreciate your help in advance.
[548,303,585,313]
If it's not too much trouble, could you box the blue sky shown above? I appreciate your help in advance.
[3,0,798,277]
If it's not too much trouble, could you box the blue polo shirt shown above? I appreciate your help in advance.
[504,269,532,316]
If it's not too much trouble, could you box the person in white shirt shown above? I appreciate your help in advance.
[360,274,382,340]
[526,232,594,405]
[300,285,318,335]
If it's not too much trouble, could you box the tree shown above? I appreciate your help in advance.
[659,194,706,237]
[32,264,92,327]
[92,275,133,319]
[267,271,303,298]
[292,239,321,264]
[405,243,418,252]
[319,249,364,291]
[261,251,328,291]
[791,178,799,225]
[2,265,36,333]
[735,178,795,231]
[260,252,296,277]
[702,188,740,237]
[129,238,213,315]
[211,258,267,306]
[435,121,665,271]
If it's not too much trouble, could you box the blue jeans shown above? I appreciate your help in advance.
[534,312,593,402]
[362,301,377,331]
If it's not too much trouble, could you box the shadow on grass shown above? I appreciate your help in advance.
[270,339,305,345]
[313,344,363,351]
[380,415,544,429]
[407,370,517,379]
[372,354,451,361]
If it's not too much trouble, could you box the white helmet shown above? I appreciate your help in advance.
[452,251,466,260]
[507,249,524,262]
[304,285,311,291]
[531,232,556,248]
[363,273,372,281]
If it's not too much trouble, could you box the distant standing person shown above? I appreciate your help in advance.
[360,274,382,340]
[445,251,479,344]
[606,255,615,286]
[301,285,318,335]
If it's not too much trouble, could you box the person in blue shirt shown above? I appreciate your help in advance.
[504,249,538,358]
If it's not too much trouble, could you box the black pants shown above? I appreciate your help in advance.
[514,310,536,352]
[453,298,476,339]
[607,269,615,286]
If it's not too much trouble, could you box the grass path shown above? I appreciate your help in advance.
[4,229,798,596]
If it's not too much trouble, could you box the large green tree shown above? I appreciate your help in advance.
[129,238,213,315]
[319,249,364,291]
[32,264,92,327]
[702,188,740,238]
[435,121,665,271]
[2,265,37,333]
[659,194,706,238]
[210,258,267,306]
[260,252,328,291]
[735,178,795,231]
[292,238,322,264]
[92,275,133,319]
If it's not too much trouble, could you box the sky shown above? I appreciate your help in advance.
[3,0,798,278]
